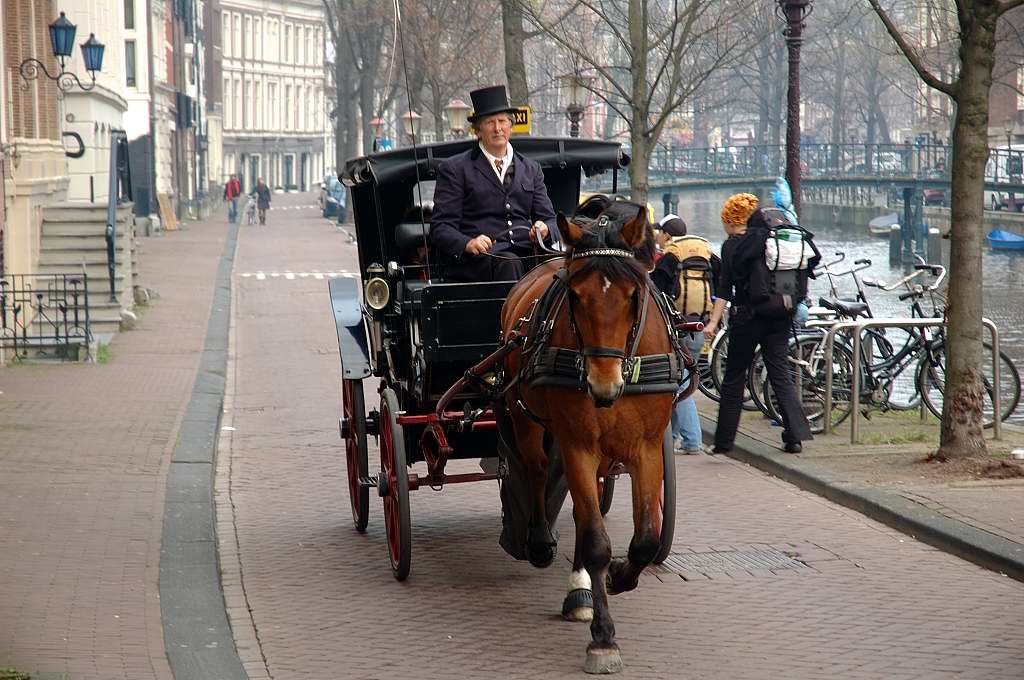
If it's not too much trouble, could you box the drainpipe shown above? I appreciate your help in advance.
[147,0,157,221]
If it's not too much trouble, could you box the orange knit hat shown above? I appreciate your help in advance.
[720,193,759,227]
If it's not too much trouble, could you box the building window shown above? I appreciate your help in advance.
[224,76,232,128]
[255,18,262,61]
[295,27,301,64]
[285,25,292,64]
[234,78,242,129]
[125,40,137,87]
[255,82,262,128]
[285,85,292,130]
[125,0,135,29]
[234,14,241,59]
[269,82,278,130]
[222,12,231,57]
[245,16,252,59]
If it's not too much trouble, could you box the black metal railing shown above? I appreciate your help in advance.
[0,274,92,361]
[106,129,133,303]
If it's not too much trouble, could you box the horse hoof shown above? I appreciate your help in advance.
[527,543,556,569]
[584,647,623,674]
[561,588,593,622]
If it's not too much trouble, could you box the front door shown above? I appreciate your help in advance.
[284,155,294,190]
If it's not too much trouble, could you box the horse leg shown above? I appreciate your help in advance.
[561,505,593,622]
[565,452,622,674]
[607,447,663,596]
[510,411,558,569]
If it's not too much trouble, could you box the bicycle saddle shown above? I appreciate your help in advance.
[818,296,869,318]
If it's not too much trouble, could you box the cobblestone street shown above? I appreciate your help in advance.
[218,199,1024,679]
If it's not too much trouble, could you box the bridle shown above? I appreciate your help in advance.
[563,216,650,380]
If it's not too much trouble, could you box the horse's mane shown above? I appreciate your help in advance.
[568,195,654,289]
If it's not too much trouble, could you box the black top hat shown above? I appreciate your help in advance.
[467,85,518,123]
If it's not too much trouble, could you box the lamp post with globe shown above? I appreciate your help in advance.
[444,99,470,139]
[561,72,595,138]
[400,111,422,147]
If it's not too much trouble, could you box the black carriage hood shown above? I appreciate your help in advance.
[341,137,629,187]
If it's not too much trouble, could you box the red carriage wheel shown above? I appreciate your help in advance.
[342,378,369,532]
[379,388,412,581]
[652,427,676,564]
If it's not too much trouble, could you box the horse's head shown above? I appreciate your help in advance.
[557,197,652,408]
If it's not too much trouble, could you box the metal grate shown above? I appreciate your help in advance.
[649,547,809,577]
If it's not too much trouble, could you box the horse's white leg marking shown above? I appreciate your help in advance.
[602,275,612,294]
[568,568,592,591]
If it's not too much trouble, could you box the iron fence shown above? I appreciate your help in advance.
[0,273,92,361]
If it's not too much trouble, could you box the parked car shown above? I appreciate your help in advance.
[319,175,347,218]
[923,188,947,206]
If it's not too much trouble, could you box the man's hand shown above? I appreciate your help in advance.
[703,320,718,342]
[529,220,549,243]
[464,234,493,256]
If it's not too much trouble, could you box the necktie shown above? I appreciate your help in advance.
[494,158,503,176]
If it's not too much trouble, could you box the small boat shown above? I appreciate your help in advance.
[987,229,1024,251]
[868,212,899,237]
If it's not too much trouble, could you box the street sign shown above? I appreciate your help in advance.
[511,106,531,135]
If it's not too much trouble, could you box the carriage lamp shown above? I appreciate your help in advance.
[444,99,470,139]
[19,12,105,94]
[400,111,422,146]
[364,264,390,311]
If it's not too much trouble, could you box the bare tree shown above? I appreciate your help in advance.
[520,0,744,204]
[867,0,1024,460]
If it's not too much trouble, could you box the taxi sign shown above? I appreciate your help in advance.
[511,106,531,135]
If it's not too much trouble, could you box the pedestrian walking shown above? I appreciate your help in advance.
[251,177,271,225]
[650,213,719,454]
[701,193,814,454]
[224,174,242,223]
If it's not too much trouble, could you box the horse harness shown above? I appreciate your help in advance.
[506,220,692,399]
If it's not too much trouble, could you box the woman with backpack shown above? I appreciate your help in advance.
[701,193,815,454]
[651,214,719,454]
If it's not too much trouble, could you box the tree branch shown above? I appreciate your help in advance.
[866,0,957,97]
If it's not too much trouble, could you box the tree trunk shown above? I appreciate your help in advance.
[501,0,529,106]
[829,40,847,169]
[431,83,445,141]
[935,4,1000,460]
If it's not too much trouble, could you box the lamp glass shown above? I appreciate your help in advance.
[401,111,421,138]
[49,12,77,59]
[80,34,105,73]
[445,99,469,133]
[369,117,385,138]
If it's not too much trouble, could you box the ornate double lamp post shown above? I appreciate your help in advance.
[561,72,595,138]
[19,11,105,93]
[776,0,812,216]
[444,99,471,139]
[400,111,422,147]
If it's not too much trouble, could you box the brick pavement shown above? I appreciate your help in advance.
[0,212,234,679]
[220,203,1024,680]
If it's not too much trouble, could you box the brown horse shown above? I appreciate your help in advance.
[500,198,681,674]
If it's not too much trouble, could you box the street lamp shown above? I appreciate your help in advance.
[369,117,385,152]
[1007,124,1017,212]
[561,72,595,138]
[19,12,105,94]
[444,99,470,139]
[400,111,422,146]
[776,0,813,216]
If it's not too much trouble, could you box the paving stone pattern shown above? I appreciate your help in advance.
[221,205,1024,680]
[0,217,233,679]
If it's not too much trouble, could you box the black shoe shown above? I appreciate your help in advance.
[784,442,802,454]
[711,445,731,454]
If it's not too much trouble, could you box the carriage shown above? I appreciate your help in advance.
[330,136,682,583]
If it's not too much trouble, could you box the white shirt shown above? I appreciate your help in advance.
[479,142,513,184]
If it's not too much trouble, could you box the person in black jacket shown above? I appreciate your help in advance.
[702,194,812,454]
[429,86,557,282]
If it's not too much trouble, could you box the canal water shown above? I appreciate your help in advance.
[668,190,1024,423]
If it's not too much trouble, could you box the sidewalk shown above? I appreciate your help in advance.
[0,214,232,679]
[697,393,1024,581]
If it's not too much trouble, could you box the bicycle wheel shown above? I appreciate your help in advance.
[746,347,774,420]
[696,347,719,402]
[917,342,1021,427]
[863,327,921,411]
[760,336,858,434]
[709,329,758,411]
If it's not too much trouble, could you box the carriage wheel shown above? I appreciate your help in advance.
[379,388,412,581]
[652,427,676,565]
[342,378,369,532]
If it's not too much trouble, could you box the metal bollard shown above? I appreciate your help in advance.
[889,224,902,266]
[928,227,942,264]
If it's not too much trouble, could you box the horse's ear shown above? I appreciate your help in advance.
[557,213,584,246]
[619,207,648,248]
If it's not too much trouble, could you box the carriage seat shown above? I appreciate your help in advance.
[395,221,431,250]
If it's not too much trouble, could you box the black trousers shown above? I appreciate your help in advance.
[714,309,812,449]
[443,252,526,282]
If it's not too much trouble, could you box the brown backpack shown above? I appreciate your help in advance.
[663,236,713,321]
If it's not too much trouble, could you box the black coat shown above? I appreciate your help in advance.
[430,146,557,261]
